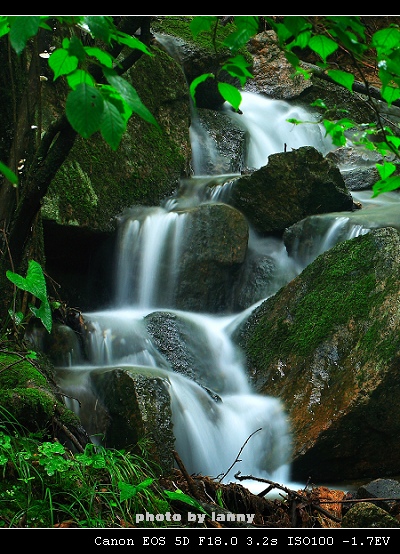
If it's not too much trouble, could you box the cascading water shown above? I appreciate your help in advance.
[47,85,400,495]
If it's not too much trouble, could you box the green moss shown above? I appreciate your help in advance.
[0,354,47,389]
[247,233,392,369]
[151,16,234,53]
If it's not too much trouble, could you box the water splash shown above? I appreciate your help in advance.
[48,91,400,493]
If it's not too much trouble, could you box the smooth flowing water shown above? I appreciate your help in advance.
[50,91,400,494]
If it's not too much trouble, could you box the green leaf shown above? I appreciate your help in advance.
[283,16,311,37]
[9,16,40,55]
[30,299,52,334]
[84,46,114,68]
[84,16,115,43]
[308,35,338,63]
[6,259,47,302]
[104,70,159,128]
[222,55,253,86]
[190,16,217,38]
[67,35,86,62]
[0,160,18,185]
[218,82,242,112]
[381,85,400,106]
[311,99,327,109]
[372,174,400,197]
[372,27,400,53]
[119,478,154,502]
[6,260,52,332]
[8,309,24,326]
[376,162,396,181]
[189,73,214,106]
[66,69,95,90]
[292,30,312,49]
[163,489,209,514]
[65,83,104,138]
[48,48,79,80]
[327,69,355,92]
[100,99,127,150]
[0,17,10,39]
[323,118,354,147]
[224,17,259,52]
[113,32,152,55]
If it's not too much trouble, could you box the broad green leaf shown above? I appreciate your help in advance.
[327,16,366,41]
[0,160,18,185]
[119,478,153,502]
[387,135,400,149]
[311,99,327,109]
[218,82,242,112]
[308,35,338,63]
[48,48,79,80]
[84,46,114,68]
[68,35,86,61]
[9,16,40,55]
[323,118,354,146]
[372,174,400,197]
[189,73,214,105]
[104,70,159,128]
[0,17,10,38]
[222,55,253,86]
[6,259,47,302]
[84,16,115,43]
[65,83,104,138]
[8,309,24,326]
[163,489,209,514]
[327,69,355,92]
[372,27,400,53]
[223,17,259,51]
[30,299,52,334]
[113,32,152,55]
[100,85,131,121]
[100,99,127,150]
[58,16,84,26]
[292,30,311,50]
[283,16,311,38]
[67,69,95,90]
[376,162,396,181]
[287,118,303,125]
[190,16,217,38]
[381,85,400,106]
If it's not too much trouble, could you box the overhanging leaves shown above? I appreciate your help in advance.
[65,83,104,138]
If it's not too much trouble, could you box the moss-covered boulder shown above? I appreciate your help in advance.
[229,146,354,234]
[89,366,175,474]
[235,226,400,482]
[176,202,249,313]
[0,351,89,450]
[42,45,192,232]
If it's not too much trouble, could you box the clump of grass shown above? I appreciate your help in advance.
[0,407,178,528]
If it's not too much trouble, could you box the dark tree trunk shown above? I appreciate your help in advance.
[0,17,153,327]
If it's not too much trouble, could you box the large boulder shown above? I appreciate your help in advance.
[234,226,400,483]
[89,366,175,473]
[229,146,354,234]
[176,202,249,313]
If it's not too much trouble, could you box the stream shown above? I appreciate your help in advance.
[42,90,400,495]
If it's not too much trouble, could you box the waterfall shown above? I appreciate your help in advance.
[50,87,399,494]
[224,91,334,168]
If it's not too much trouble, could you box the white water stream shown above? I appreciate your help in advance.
[51,90,400,494]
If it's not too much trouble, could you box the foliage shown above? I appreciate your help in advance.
[0,16,159,153]
[6,259,55,333]
[0,409,182,528]
[190,16,400,196]
[263,16,400,196]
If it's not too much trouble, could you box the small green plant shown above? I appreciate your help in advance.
[0,409,186,528]
[6,259,55,334]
